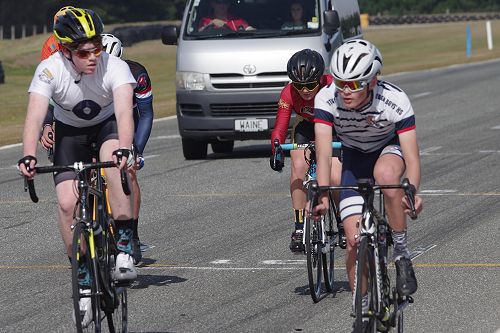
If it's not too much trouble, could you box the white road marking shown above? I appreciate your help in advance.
[151,135,181,140]
[420,146,442,155]
[411,92,432,99]
[411,244,437,260]
[491,125,500,129]
[141,266,305,271]
[420,190,457,193]
[0,143,22,151]
[211,259,232,264]
[261,260,306,265]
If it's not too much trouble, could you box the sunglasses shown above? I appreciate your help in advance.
[292,81,319,92]
[69,45,103,59]
[333,78,368,92]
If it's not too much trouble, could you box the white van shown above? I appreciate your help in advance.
[162,0,362,159]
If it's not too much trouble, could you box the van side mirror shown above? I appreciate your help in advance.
[162,25,179,45]
[323,10,340,35]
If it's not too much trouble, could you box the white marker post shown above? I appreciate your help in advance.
[486,20,493,50]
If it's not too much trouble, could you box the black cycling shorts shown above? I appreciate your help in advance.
[292,118,314,144]
[292,117,341,158]
[53,116,118,185]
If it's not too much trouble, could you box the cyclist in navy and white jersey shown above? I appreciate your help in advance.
[101,33,154,264]
[17,8,137,326]
[312,40,423,301]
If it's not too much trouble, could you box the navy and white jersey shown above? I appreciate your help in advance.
[314,80,416,153]
[125,59,153,106]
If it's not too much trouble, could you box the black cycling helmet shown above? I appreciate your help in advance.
[54,8,104,45]
[287,49,325,83]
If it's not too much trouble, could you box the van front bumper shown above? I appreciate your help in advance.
[176,89,294,141]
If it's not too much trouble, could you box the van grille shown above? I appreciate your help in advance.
[210,72,289,90]
[179,103,203,116]
[210,102,277,117]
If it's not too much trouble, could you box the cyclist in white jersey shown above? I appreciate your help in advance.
[312,39,423,301]
[17,8,137,326]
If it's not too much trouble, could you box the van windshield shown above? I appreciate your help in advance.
[184,0,322,39]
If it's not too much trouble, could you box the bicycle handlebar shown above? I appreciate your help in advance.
[312,177,418,220]
[280,142,342,151]
[24,161,130,203]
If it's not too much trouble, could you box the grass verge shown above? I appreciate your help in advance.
[1,20,499,146]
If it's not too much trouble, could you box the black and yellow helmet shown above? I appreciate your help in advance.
[54,8,104,44]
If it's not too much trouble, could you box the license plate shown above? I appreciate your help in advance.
[234,118,268,132]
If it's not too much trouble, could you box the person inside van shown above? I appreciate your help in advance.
[281,1,307,30]
[270,49,343,253]
[198,0,255,32]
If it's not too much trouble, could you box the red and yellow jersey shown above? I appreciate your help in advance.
[40,34,61,61]
[271,74,333,145]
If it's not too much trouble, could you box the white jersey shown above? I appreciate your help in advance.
[28,52,136,128]
[314,80,416,153]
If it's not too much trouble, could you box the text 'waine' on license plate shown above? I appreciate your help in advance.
[235,119,268,132]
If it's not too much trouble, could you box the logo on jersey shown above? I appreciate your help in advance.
[72,100,102,120]
[300,106,314,117]
[38,68,54,84]
[278,98,290,110]
[136,73,150,93]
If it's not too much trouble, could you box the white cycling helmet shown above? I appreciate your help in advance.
[330,39,382,81]
[101,33,123,58]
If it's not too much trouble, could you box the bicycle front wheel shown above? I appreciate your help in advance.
[322,192,337,292]
[107,285,128,333]
[305,215,323,303]
[353,236,378,333]
[71,222,103,333]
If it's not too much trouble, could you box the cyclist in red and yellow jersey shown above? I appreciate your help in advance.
[270,49,342,253]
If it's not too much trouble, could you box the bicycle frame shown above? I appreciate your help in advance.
[280,142,342,249]
[311,178,417,330]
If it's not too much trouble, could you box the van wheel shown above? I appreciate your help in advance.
[211,140,234,154]
[182,138,208,160]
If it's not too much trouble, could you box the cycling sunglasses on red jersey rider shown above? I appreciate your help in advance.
[292,81,319,92]
[333,78,368,92]
[66,45,103,59]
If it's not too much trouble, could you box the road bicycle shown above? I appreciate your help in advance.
[274,140,346,303]
[24,161,131,333]
[309,178,417,332]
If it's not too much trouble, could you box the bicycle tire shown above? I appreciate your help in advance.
[395,309,404,333]
[71,222,103,333]
[322,192,337,292]
[353,236,377,333]
[305,214,323,303]
[104,218,128,333]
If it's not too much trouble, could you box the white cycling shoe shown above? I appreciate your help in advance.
[72,288,93,328]
[113,252,137,282]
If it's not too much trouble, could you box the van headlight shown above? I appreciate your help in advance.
[176,71,205,90]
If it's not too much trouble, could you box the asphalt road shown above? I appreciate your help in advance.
[1,60,500,333]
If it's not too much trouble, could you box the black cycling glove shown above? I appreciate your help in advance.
[270,139,285,172]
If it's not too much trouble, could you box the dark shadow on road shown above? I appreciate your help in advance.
[206,143,271,160]
[130,273,187,289]
[294,280,350,298]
